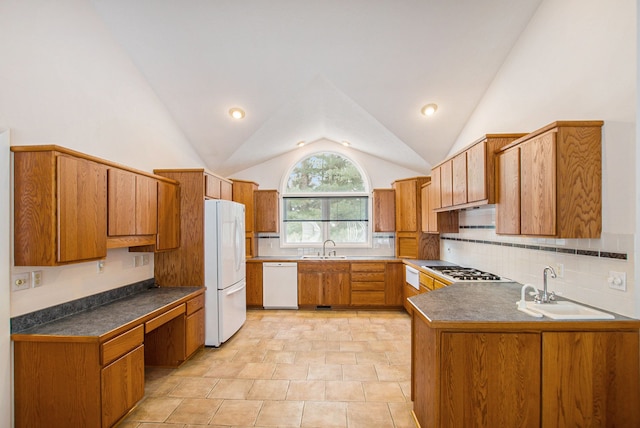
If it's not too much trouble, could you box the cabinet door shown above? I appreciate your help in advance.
[466,141,487,203]
[430,167,442,209]
[107,168,137,236]
[496,148,521,235]
[440,332,541,427]
[542,331,640,427]
[101,345,145,428]
[323,272,350,305]
[58,156,108,263]
[440,160,453,207]
[220,180,233,200]
[452,152,467,206]
[255,190,279,232]
[232,181,257,233]
[298,271,323,305]
[420,184,430,233]
[384,262,403,306]
[395,180,418,232]
[185,309,205,357]
[156,181,180,250]
[136,175,158,235]
[373,188,396,232]
[205,173,221,199]
[520,132,556,236]
[246,262,264,306]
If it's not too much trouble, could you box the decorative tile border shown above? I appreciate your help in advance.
[10,278,155,334]
[440,236,627,260]
[459,225,496,230]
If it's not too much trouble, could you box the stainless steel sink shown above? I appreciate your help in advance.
[300,255,348,260]
[524,301,615,320]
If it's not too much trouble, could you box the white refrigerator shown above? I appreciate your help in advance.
[204,199,247,347]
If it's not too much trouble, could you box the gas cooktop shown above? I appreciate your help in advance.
[422,265,511,282]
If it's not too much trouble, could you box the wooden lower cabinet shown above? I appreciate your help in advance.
[13,292,204,428]
[101,345,145,428]
[246,261,264,307]
[411,311,640,428]
[298,261,350,306]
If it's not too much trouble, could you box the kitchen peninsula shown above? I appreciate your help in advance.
[409,282,640,428]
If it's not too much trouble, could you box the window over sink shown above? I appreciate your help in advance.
[282,152,370,246]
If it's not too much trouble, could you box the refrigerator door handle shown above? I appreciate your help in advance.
[234,216,242,271]
[226,281,246,296]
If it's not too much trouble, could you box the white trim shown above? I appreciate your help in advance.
[0,128,12,427]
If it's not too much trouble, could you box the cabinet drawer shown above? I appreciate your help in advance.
[145,304,186,333]
[351,281,385,291]
[351,262,386,272]
[351,271,385,282]
[351,291,386,305]
[419,272,434,290]
[186,294,204,315]
[101,325,144,366]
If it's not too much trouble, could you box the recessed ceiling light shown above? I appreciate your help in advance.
[341,141,350,147]
[229,107,245,119]
[421,103,438,116]
[297,141,305,147]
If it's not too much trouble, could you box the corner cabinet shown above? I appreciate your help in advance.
[13,148,108,265]
[392,177,439,259]
[496,121,603,238]
[420,182,458,234]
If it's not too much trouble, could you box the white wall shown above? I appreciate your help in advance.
[230,138,424,189]
[443,0,638,317]
[0,129,12,428]
[0,0,209,318]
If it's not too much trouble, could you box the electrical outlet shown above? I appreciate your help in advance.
[142,254,150,266]
[97,260,105,273]
[12,273,31,291]
[31,270,43,287]
[607,271,626,291]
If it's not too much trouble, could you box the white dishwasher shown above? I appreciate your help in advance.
[263,262,298,309]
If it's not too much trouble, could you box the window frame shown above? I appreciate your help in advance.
[280,151,372,248]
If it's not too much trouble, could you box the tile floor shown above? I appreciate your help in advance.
[119,309,415,428]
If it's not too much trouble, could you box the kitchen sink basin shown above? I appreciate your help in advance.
[300,255,348,260]
[524,301,615,320]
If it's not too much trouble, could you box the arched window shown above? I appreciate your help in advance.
[282,152,370,246]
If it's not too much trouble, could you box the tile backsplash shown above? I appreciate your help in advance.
[256,233,395,258]
[441,206,635,318]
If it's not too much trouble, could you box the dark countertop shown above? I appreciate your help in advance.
[408,282,640,330]
[12,286,203,340]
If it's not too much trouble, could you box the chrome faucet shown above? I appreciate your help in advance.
[535,266,557,304]
[322,239,336,257]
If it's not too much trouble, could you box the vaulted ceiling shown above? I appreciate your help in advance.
[91,0,542,176]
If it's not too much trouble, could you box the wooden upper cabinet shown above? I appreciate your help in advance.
[452,152,467,206]
[108,169,157,237]
[156,181,180,251]
[204,173,221,199]
[205,172,233,200]
[496,121,603,238]
[422,182,459,234]
[57,156,108,264]
[372,188,395,232]
[393,178,424,232]
[232,180,258,233]
[439,161,453,208]
[520,132,556,236]
[466,140,486,203]
[433,134,525,212]
[496,147,521,235]
[13,148,108,265]
[430,167,442,210]
[255,189,279,233]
